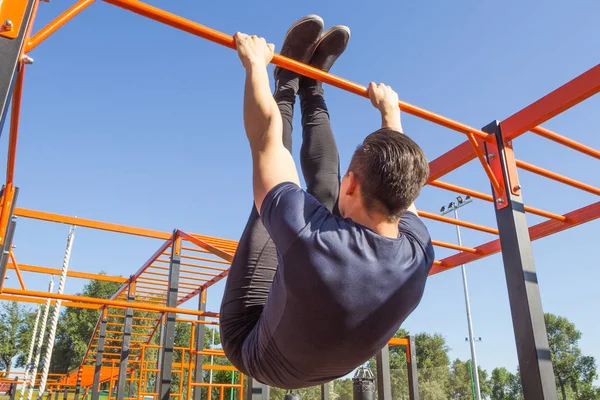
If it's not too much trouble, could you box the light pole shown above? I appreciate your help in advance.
[440,195,482,400]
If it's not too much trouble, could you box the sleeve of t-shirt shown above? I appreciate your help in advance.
[399,211,435,260]
[260,181,326,255]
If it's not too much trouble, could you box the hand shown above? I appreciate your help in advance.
[368,82,399,114]
[234,32,275,69]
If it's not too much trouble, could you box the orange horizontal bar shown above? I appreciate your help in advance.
[418,211,498,235]
[155,259,223,275]
[431,201,599,274]
[515,159,600,196]
[530,126,600,160]
[176,253,230,266]
[13,208,237,253]
[26,0,96,52]
[502,64,600,140]
[103,0,492,143]
[2,288,219,318]
[388,337,410,347]
[0,294,101,310]
[429,180,567,221]
[431,240,478,254]
[7,263,127,283]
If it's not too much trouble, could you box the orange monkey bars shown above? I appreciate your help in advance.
[0,0,599,398]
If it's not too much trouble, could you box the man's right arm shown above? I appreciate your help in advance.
[368,82,418,215]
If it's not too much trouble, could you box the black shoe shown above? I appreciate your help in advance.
[309,25,351,73]
[274,15,324,80]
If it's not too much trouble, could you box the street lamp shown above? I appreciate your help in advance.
[440,195,482,400]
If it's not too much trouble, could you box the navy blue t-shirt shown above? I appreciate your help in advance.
[242,182,434,388]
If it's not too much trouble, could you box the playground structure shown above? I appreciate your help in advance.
[0,0,598,399]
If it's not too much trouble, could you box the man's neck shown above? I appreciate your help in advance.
[351,212,399,239]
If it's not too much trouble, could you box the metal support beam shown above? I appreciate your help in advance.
[193,289,207,400]
[483,121,557,399]
[375,346,392,400]
[158,233,181,400]
[74,375,81,400]
[10,377,18,400]
[53,390,59,400]
[63,387,68,400]
[321,382,330,400]
[406,336,419,400]
[245,378,269,400]
[116,281,135,400]
[92,309,108,400]
[0,187,19,291]
[0,0,36,133]
[154,315,164,395]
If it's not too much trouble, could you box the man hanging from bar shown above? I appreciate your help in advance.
[219,15,434,388]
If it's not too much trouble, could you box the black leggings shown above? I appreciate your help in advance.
[219,74,340,372]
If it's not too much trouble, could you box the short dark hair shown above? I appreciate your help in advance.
[348,128,429,221]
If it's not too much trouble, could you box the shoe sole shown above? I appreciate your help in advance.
[281,14,325,47]
[315,25,351,48]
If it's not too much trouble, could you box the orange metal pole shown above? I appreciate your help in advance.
[530,126,600,160]
[13,208,238,253]
[2,288,220,317]
[431,240,478,254]
[429,179,567,221]
[7,262,127,283]
[6,65,26,185]
[515,159,600,196]
[465,133,502,194]
[174,253,230,266]
[417,211,498,235]
[26,0,96,52]
[0,185,15,246]
[8,252,26,290]
[102,0,493,143]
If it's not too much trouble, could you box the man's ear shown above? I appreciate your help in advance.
[345,171,359,196]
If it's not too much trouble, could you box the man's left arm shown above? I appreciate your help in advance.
[235,33,300,212]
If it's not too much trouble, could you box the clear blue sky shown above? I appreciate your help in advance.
[2,0,599,378]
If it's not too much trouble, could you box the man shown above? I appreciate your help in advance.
[219,15,434,389]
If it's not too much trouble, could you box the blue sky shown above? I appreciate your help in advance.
[1,0,599,379]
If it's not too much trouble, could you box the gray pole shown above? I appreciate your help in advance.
[453,208,481,400]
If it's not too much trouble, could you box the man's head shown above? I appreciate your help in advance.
[338,128,429,222]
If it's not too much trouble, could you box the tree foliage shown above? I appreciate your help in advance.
[545,313,599,400]
[0,301,33,374]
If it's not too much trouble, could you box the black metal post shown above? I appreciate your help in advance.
[406,336,419,400]
[320,382,330,400]
[483,121,557,399]
[92,309,108,400]
[0,187,19,291]
[154,315,164,395]
[0,0,36,133]
[74,375,82,400]
[375,346,392,400]
[158,233,181,400]
[63,387,68,400]
[9,377,17,400]
[54,389,59,400]
[116,280,135,400]
[245,378,269,400]
[193,289,206,400]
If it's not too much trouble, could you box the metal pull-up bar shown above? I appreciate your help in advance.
[26,0,493,143]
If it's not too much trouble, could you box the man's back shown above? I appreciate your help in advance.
[242,182,435,388]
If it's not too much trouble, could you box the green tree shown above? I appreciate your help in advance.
[545,313,599,400]
[332,379,353,400]
[413,332,450,400]
[50,276,122,373]
[447,359,491,400]
[0,301,33,374]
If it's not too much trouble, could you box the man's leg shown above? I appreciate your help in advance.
[299,27,350,214]
[219,15,324,373]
